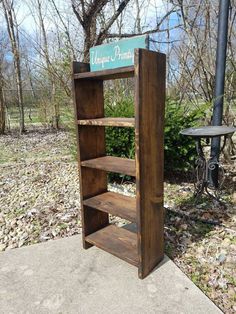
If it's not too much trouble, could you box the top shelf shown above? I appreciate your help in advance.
[74,66,134,81]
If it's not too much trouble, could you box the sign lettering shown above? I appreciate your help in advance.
[89,35,149,71]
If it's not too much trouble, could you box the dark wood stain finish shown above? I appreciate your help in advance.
[83,191,137,222]
[74,66,134,80]
[81,156,135,177]
[72,61,108,249]
[85,225,139,266]
[72,50,165,278]
[135,49,166,279]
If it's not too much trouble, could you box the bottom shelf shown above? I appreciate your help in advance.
[85,225,138,267]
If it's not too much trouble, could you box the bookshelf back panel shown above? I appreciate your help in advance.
[74,79,104,119]
[78,126,106,161]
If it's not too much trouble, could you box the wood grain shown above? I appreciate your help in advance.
[72,61,108,249]
[81,156,135,177]
[78,117,135,127]
[85,225,139,266]
[134,49,166,279]
[83,191,137,222]
[74,66,134,80]
[72,49,166,278]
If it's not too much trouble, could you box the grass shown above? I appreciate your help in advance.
[164,242,175,258]
[7,103,74,128]
[193,222,214,237]
[174,192,212,207]
[0,143,70,164]
[0,104,76,165]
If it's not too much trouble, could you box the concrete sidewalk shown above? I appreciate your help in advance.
[0,235,222,314]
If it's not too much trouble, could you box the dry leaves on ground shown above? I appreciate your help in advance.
[0,127,235,313]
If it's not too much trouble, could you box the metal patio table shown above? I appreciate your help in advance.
[180,126,235,200]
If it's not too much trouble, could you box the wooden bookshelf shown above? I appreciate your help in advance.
[72,49,166,279]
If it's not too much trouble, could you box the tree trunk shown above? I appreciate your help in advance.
[71,0,131,62]
[51,81,59,129]
[83,27,92,62]
[2,0,25,133]
[15,54,25,133]
[0,82,5,134]
[36,0,60,129]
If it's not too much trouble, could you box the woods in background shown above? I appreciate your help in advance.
[0,0,235,134]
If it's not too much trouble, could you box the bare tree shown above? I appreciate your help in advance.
[0,27,7,134]
[1,0,25,133]
[49,0,77,60]
[35,0,60,128]
[71,0,131,61]
[168,0,236,116]
[0,64,5,134]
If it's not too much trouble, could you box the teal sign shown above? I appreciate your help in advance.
[90,35,149,71]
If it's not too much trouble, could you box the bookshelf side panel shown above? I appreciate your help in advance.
[135,50,166,278]
[72,62,108,249]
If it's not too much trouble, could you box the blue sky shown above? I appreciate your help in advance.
[16,0,167,31]
[3,0,180,60]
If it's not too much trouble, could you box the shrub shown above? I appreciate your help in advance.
[105,96,208,181]
[105,97,135,181]
[164,100,207,172]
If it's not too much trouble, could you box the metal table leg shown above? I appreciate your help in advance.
[194,138,206,197]
[194,136,226,201]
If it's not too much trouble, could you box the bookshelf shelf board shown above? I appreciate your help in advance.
[85,225,139,266]
[78,117,135,127]
[81,156,135,177]
[83,191,136,222]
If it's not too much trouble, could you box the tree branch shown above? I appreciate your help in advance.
[71,1,84,28]
[106,24,182,39]
[95,0,130,45]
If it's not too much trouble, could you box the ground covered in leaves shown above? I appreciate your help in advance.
[0,127,235,313]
